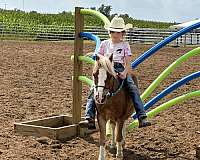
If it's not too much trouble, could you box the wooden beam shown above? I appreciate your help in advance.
[72,7,84,126]
[14,115,78,140]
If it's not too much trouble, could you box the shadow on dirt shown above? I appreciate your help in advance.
[107,147,150,160]
[81,134,151,160]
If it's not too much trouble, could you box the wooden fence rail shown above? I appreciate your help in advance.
[1,22,200,46]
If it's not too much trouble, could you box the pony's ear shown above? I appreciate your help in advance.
[109,54,113,62]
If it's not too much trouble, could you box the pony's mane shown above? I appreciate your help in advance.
[93,54,117,77]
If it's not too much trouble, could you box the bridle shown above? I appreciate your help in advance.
[93,59,125,100]
[94,72,125,98]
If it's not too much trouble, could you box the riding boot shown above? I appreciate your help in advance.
[138,115,151,128]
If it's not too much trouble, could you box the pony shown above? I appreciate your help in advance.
[92,53,135,160]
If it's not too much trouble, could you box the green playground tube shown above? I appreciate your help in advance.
[128,90,200,130]
[71,55,94,86]
[72,56,94,86]
[71,55,95,64]
[78,56,95,64]
[141,47,200,101]
[78,76,93,86]
[80,9,110,26]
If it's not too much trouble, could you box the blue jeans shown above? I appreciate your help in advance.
[85,63,147,119]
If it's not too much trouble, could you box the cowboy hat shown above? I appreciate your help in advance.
[104,15,133,32]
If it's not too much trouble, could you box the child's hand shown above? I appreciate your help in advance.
[119,71,127,79]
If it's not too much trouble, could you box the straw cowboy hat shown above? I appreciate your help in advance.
[105,15,133,32]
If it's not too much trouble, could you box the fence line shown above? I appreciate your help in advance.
[1,22,200,46]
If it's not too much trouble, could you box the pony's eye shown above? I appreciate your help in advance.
[98,63,101,67]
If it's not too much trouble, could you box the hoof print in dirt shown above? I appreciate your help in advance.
[0,149,5,154]
[51,140,61,145]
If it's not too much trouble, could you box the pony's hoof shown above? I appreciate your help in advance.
[122,141,126,148]
[109,144,116,150]
[116,154,123,160]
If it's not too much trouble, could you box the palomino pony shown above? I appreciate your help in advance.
[92,54,135,160]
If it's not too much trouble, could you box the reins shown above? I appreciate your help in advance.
[106,79,125,97]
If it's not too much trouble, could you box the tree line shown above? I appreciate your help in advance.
[0,4,172,29]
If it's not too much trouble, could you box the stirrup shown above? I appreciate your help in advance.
[86,118,96,130]
[138,118,151,128]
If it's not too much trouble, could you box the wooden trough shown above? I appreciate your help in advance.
[14,115,96,141]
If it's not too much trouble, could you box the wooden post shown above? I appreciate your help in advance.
[197,145,200,160]
[73,7,84,127]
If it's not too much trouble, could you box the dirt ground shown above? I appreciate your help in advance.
[0,40,199,160]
